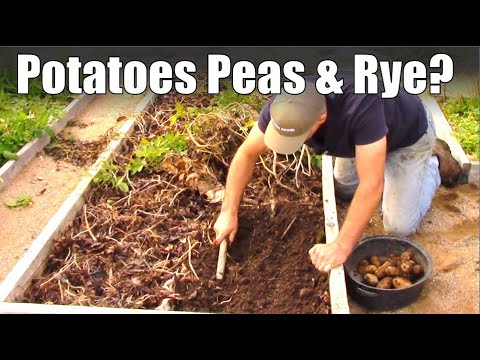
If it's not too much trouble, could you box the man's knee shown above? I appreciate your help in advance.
[333,158,358,201]
[383,216,418,237]
[334,178,357,201]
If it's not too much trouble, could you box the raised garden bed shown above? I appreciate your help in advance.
[0,86,339,313]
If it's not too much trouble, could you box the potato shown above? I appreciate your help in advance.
[358,264,378,275]
[392,277,413,289]
[388,254,401,266]
[400,250,414,261]
[375,260,393,280]
[358,259,370,267]
[400,260,414,274]
[370,256,383,268]
[385,266,402,277]
[377,277,393,289]
[412,264,424,277]
[363,273,379,287]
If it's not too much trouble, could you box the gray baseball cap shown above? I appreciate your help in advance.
[264,82,326,155]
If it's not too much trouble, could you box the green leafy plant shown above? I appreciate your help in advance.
[94,133,188,192]
[130,133,187,174]
[93,161,129,193]
[440,97,479,160]
[4,193,33,208]
[169,102,187,125]
[0,69,72,165]
[239,119,256,133]
[168,101,217,127]
[212,84,267,111]
[2,151,19,161]
[311,154,322,170]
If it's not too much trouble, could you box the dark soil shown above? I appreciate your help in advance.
[176,202,330,314]
[45,135,105,167]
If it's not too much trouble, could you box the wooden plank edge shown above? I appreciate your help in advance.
[0,94,95,192]
[420,95,471,174]
[0,91,156,303]
[321,155,350,314]
[468,161,479,185]
[0,301,201,314]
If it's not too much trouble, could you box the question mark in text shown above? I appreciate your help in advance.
[429,54,454,95]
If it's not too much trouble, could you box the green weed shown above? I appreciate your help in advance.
[212,84,267,111]
[130,133,187,174]
[93,161,129,193]
[311,154,322,170]
[0,69,73,165]
[94,133,187,192]
[440,97,479,160]
[4,193,33,208]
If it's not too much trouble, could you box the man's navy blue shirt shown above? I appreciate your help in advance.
[258,74,428,158]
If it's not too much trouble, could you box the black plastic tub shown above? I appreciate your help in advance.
[344,236,433,311]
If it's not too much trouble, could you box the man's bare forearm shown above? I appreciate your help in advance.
[336,182,383,252]
[221,148,257,215]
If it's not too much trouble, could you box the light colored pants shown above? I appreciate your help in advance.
[334,106,441,236]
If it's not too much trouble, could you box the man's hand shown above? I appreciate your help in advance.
[308,242,352,273]
[213,212,238,246]
[309,137,387,273]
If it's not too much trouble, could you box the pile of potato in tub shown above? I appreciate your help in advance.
[357,250,424,289]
